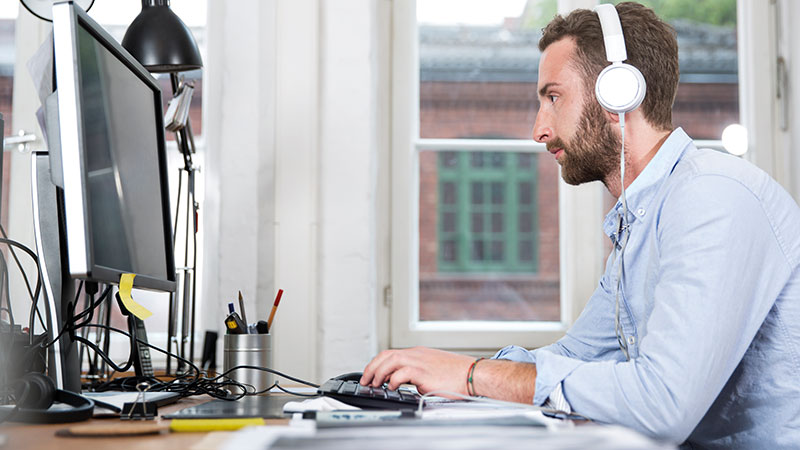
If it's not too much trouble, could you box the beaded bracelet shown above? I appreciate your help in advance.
[466,357,485,397]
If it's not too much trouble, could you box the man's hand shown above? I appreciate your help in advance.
[360,347,473,395]
[360,346,538,404]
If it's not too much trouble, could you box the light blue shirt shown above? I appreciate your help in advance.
[495,128,800,449]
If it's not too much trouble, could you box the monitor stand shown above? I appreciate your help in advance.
[31,151,81,392]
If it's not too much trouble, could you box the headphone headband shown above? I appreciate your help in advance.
[595,4,628,63]
[592,3,646,114]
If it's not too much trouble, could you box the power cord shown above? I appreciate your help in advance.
[80,323,319,401]
[0,225,46,332]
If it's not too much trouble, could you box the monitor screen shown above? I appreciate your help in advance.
[53,2,176,292]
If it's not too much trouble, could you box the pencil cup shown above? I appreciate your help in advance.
[223,333,274,394]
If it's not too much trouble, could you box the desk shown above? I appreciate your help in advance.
[0,395,290,450]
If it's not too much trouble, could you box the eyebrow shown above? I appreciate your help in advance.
[538,82,560,98]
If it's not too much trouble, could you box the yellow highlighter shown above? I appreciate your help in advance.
[169,417,265,432]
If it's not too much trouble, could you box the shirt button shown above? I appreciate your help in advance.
[636,208,645,217]
[627,336,636,346]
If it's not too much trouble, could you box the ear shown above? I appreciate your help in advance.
[605,110,620,124]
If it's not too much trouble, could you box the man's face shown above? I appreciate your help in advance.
[533,38,620,185]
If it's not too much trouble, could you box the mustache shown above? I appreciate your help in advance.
[547,138,567,153]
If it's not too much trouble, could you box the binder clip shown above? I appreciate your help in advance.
[121,382,157,420]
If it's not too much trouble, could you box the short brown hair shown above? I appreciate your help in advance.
[539,2,679,131]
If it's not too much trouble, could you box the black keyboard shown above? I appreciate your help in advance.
[318,378,422,410]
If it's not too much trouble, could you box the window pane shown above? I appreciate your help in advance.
[418,1,545,140]
[417,1,560,323]
[471,182,484,205]
[491,182,504,205]
[603,0,738,139]
[419,149,559,322]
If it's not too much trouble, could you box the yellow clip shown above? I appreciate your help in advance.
[119,274,152,320]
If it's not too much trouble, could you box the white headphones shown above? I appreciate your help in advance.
[594,4,646,114]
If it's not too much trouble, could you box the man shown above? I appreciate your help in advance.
[360,3,800,448]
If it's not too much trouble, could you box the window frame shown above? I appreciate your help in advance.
[388,0,743,351]
[390,0,606,350]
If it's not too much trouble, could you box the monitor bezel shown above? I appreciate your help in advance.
[52,1,177,292]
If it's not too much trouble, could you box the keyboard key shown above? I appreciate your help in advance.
[357,384,372,396]
[385,390,400,400]
[341,382,358,395]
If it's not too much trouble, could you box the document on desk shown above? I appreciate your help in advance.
[222,398,676,450]
[222,421,676,450]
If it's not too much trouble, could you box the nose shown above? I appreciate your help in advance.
[532,108,551,143]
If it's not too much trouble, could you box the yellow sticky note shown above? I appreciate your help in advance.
[119,273,152,320]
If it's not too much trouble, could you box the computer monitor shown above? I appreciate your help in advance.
[52,1,176,290]
[32,1,176,392]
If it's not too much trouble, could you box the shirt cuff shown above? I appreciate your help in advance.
[543,382,572,414]
[493,344,585,408]
[492,344,537,364]
[530,349,585,406]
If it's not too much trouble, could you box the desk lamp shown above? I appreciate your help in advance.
[122,0,202,375]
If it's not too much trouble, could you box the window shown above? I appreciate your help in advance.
[435,151,538,274]
[391,0,576,350]
[390,0,747,350]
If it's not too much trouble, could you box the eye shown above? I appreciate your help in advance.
[548,94,558,104]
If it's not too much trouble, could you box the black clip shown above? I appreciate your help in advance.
[121,402,157,420]
[121,382,157,420]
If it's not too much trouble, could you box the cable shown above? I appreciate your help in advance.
[79,323,321,401]
[0,237,46,344]
[272,384,318,397]
[0,250,12,325]
[614,112,631,361]
[0,226,46,332]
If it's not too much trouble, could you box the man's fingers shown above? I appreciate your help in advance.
[370,351,408,387]
[387,366,416,391]
[361,349,397,385]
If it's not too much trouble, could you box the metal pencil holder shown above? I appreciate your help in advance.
[223,333,274,394]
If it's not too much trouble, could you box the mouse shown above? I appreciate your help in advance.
[332,371,364,382]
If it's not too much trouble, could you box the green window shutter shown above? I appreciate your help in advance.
[438,151,538,273]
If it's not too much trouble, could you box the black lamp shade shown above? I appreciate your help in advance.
[122,0,202,73]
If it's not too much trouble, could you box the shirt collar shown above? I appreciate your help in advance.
[602,127,693,241]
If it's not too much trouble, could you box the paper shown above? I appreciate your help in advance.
[283,397,359,413]
[222,422,676,450]
[27,31,55,105]
[119,273,152,320]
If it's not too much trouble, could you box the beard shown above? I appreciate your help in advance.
[548,99,621,186]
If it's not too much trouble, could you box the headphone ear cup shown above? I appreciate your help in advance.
[595,63,646,114]
[16,372,56,410]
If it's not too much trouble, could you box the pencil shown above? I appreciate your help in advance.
[266,289,284,332]
[238,290,248,326]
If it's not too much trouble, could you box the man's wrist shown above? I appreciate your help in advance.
[471,359,537,403]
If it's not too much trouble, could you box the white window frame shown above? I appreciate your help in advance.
[388,0,749,351]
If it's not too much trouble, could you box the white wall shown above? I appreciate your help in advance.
[204,0,386,382]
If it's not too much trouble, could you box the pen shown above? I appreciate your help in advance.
[238,290,249,326]
[266,289,283,333]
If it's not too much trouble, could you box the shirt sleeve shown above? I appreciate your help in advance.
[533,175,793,443]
